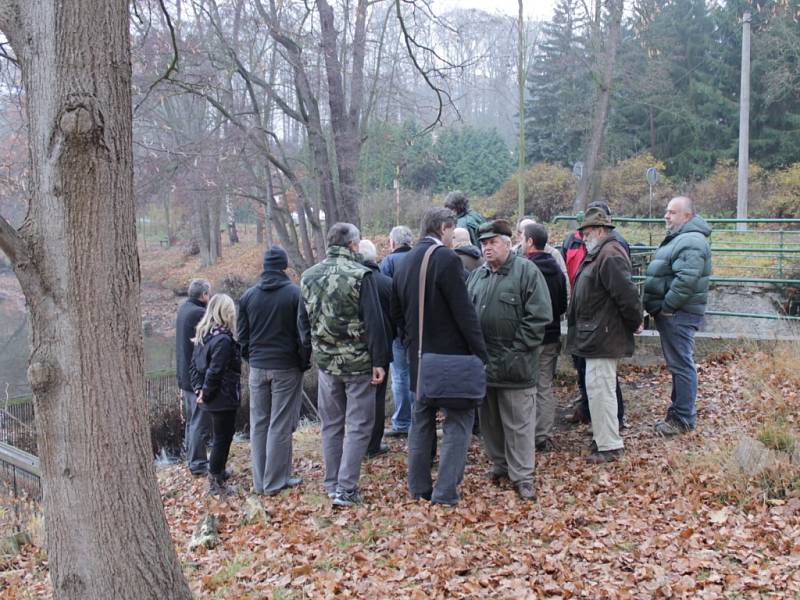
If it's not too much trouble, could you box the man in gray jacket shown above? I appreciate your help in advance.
[643,196,712,437]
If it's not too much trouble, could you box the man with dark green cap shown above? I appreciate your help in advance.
[467,219,552,500]
[566,207,642,464]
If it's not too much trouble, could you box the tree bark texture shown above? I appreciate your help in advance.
[573,0,624,212]
[317,0,368,227]
[0,1,192,598]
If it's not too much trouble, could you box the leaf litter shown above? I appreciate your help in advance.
[2,350,800,598]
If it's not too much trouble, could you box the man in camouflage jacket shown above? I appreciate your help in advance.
[299,223,390,507]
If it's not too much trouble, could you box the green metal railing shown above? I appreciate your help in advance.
[554,216,800,225]
[554,215,800,322]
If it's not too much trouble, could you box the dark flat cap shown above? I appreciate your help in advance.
[477,219,513,241]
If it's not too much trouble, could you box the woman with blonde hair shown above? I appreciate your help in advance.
[190,293,242,495]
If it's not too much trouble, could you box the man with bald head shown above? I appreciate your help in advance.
[644,196,712,437]
[453,227,484,273]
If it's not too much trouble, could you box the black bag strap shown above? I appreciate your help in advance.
[416,243,440,395]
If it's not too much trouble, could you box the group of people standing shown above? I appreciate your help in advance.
[175,191,712,506]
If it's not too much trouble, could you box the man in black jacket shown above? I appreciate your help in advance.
[238,246,309,495]
[175,278,212,475]
[523,223,568,452]
[360,239,394,458]
[391,208,488,506]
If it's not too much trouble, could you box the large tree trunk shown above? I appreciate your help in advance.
[197,195,213,266]
[573,0,624,212]
[0,1,192,599]
[317,0,368,227]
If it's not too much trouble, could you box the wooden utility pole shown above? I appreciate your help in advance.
[517,0,526,223]
[736,11,752,232]
[395,163,401,226]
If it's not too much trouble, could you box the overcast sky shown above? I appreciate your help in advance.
[435,0,557,21]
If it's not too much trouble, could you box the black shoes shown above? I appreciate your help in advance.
[384,429,409,438]
[535,439,556,453]
[586,448,624,464]
[366,443,390,458]
[514,481,536,501]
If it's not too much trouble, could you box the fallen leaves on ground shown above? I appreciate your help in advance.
[3,351,800,598]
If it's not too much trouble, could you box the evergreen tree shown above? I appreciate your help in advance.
[434,127,512,196]
[524,0,593,167]
[747,0,800,169]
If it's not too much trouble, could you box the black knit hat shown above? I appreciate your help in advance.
[263,245,288,271]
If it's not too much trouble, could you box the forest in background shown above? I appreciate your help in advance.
[0,0,798,272]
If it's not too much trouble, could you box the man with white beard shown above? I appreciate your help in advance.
[566,208,643,463]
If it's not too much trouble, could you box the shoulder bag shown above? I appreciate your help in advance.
[415,244,486,410]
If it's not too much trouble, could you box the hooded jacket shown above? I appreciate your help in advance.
[190,327,242,412]
[454,244,484,273]
[643,215,712,316]
[528,252,568,345]
[238,270,309,371]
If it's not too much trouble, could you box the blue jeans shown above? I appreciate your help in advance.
[655,310,703,428]
[390,339,415,432]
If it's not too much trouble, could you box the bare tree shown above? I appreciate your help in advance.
[573,0,624,211]
[0,1,192,598]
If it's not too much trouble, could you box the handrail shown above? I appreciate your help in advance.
[632,275,800,285]
[704,310,800,321]
[0,441,40,478]
[553,215,800,225]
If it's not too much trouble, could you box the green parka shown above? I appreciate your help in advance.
[457,209,487,247]
[467,253,552,388]
[643,215,712,316]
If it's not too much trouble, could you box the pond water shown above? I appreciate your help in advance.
[0,310,176,398]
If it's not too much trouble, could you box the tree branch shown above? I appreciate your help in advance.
[0,0,19,33]
[0,211,24,267]
[134,0,179,114]
[395,0,459,134]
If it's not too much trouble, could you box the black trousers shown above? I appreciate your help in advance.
[207,409,237,475]
[572,355,625,425]
[367,371,388,454]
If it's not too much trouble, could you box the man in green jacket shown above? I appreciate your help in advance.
[643,196,712,437]
[445,190,486,247]
[467,220,552,500]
